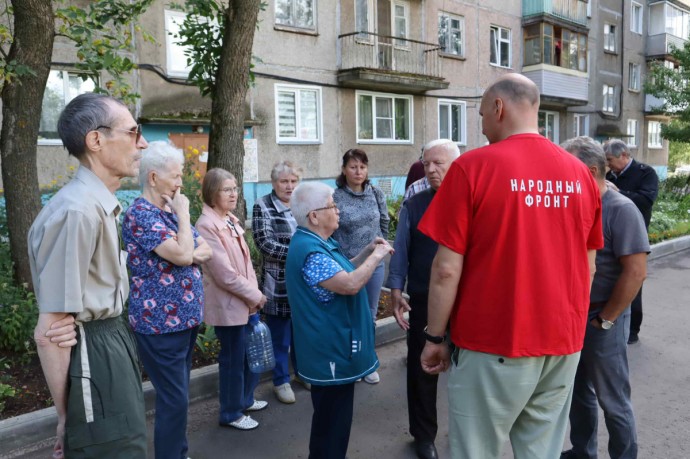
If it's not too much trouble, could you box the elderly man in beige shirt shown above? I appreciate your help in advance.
[29,93,149,458]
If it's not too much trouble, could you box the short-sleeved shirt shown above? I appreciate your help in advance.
[302,253,344,303]
[122,197,204,335]
[419,133,603,358]
[590,190,651,303]
[28,166,128,322]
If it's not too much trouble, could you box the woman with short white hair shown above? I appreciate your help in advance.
[122,140,212,459]
[286,181,394,459]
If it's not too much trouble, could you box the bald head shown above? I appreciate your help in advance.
[480,74,541,143]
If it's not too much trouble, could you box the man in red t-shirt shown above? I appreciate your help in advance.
[418,73,603,459]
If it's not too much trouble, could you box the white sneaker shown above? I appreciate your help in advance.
[364,371,380,384]
[245,400,268,412]
[294,376,312,391]
[273,383,296,404]
[222,415,259,430]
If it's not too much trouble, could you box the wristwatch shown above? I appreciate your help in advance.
[595,315,615,330]
[423,326,445,344]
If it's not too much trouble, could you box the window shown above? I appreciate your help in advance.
[357,91,412,143]
[438,12,464,57]
[275,0,315,30]
[631,2,643,34]
[523,23,587,72]
[39,71,96,143]
[275,84,322,144]
[602,84,615,113]
[604,23,616,52]
[538,110,559,143]
[574,114,589,137]
[628,63,641,91]
[438,100,466,145]
[627,119,638,147]
[355,0,373,37]
[490,25,511,68]
[393,1,409,45]
[648,121,662,148]
[165,10,192,77]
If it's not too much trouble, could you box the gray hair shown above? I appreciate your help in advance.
[423,139,460,161]
[603,139,631,159]
[561,136,607,179]
[57,93,127,159]
[139,141,185,187]
[271,160,303,182]
[291,181,334,227]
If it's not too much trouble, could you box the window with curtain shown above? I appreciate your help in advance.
[275,84,322,143]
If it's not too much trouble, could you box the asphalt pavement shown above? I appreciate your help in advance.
[5,248,690,459]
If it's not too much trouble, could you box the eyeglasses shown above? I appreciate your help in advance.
[95,124,143,143]
[221,187,239,195]
[310,204,338,213]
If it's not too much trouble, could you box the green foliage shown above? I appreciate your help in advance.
[649,176,690,243]
[244,231,263,271]
[668,142,690,172]
[0,357,16,414]
[386,195,403,241]
[54,0,155,103]
[181,147,204,224]
[194,324,220,360]
[0,4,37,88]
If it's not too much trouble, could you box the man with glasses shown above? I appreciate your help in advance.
[29,93,149,458]
[386,139,459,459]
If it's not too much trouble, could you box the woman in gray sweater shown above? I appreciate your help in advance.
[333,149,390,384]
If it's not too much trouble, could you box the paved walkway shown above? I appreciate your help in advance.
[8,249,690,459]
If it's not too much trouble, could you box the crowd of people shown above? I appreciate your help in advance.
[28,72,657,459]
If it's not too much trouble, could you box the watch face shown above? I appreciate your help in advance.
[602,320,613,330]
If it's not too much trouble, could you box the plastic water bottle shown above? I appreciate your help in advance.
[246,314,276,373]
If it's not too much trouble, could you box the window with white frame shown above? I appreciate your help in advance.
[357,92,412,143]
[39,70,96,142]
[438,100,466,145]
[393,1,409,45]
[438,12,464,57]
[538,110,559,143]
[631,2,643,34]
[574,114,589,137]
[602,84,616,113]
[648,121,662,148]
[275,84,322,144]
[275,0,315,30]
[629,63,641,91]
[627,119,638,146]
[165,10,192,77]
[604,23,616,52]
[490,25,511,67]
[355,0,373,38]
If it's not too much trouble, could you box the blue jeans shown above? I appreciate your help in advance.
[215,324,260,423]
[569,308,637,459]
[135,327,198,459]
[364,262,385,322]
[265,314,297,386]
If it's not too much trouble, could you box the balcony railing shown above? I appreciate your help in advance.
[339,32,443,78]
[523,0,588,26]
[647,33,687,57]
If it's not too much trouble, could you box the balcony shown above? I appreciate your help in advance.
[647,33,687,58]
[523,0,588,27]
[522,64,588,106]
[337,32,449,93]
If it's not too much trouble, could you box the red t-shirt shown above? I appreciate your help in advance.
[419,133,603,357]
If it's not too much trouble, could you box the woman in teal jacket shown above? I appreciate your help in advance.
[286,181,393,459]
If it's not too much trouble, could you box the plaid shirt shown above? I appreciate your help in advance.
[251,192,297,317]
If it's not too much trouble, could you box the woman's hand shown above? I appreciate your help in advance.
[371,239,394,261]
[192,236,213,264]
[162,189,190,219]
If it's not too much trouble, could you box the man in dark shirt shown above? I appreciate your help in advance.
[604,139,659,344]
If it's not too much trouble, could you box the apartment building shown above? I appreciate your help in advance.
[5,0,681,194]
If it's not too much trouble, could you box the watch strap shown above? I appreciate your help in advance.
[423,326,445,344]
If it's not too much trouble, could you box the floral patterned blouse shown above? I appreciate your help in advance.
[123,197,204,335]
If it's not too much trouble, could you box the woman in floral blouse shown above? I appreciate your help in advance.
[122,141,212,459]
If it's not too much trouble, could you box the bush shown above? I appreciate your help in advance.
[387,195,403,241]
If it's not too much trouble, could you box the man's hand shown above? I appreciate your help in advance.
[45,315,77,348]
[420,341,450,375]
[391,289,411,330]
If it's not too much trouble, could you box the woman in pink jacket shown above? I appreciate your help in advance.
[196,168,268,431]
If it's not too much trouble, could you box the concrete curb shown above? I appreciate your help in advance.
[3,237,690,458]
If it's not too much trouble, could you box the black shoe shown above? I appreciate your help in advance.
[413,440,438,459]
[560,449,577,459]
[628,333,639,344]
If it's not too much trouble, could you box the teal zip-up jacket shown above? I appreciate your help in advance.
[286,227,379,386]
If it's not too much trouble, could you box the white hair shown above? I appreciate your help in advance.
[423,139,460,161]
[139,141,185,187]
[291,181,334,227]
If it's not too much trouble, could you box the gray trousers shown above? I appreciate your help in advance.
[569,308,637,459]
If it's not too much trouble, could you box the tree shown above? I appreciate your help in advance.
[0,0,152,287]
[174,0,264,222]
[668,142,690,172]
[645,42,690,142]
